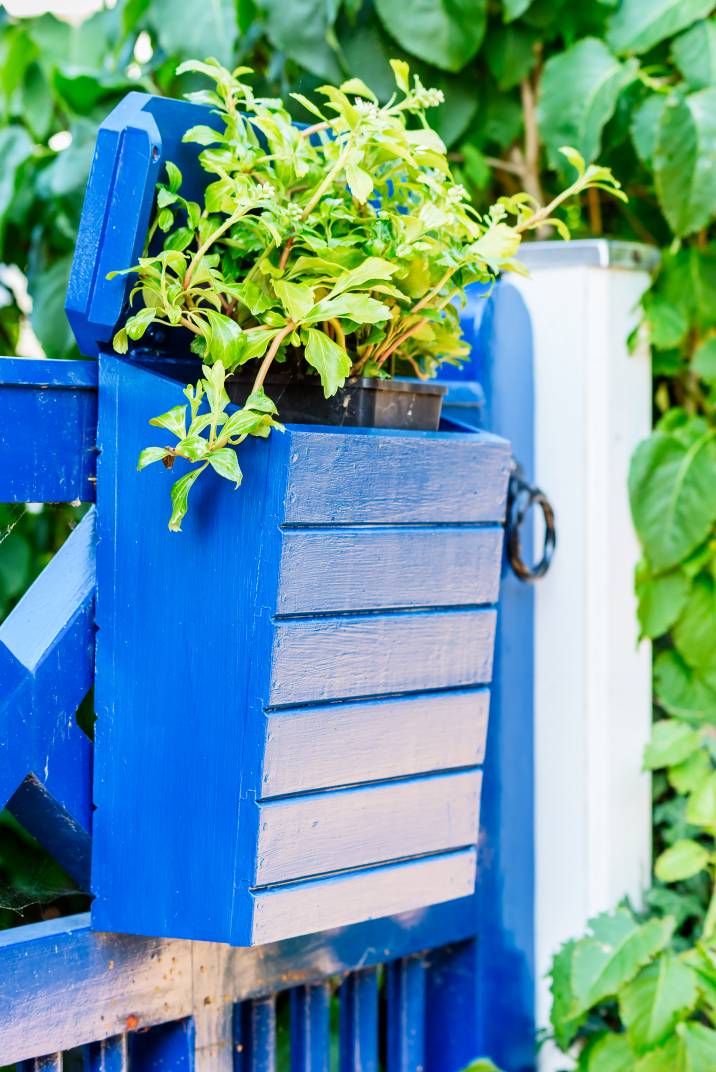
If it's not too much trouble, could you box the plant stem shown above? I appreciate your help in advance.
[184,208,245,290]
[250,321,295,394]
[301,145,351,220]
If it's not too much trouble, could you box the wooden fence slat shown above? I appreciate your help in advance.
[385,958,426,1072]
[234,998,276,1072]
[339,970,378,1072]
[85,1035,129,1072]
[290,984,330,1072]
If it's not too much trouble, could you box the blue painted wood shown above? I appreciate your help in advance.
[261,689,489,797]
[339,970,378,1072]
[131,1018,194,1070]
[0,899,476,1063]
[268,610,496,706]
[283,426,510,525]
[66,94,222,358]
[290,984,330,1072]
[93,354,507,946]
[0,507,95,884]
[424,941,478,1072]
[85,1035,129,1072]
[0,358,97,503]
[437,280,536,1070]
[277,526,503,613]
[235,998,276,1072]
[386,958,426,1072]
[255,771,481,885]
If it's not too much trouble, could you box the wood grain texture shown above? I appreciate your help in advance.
[386,958,426,1072]
[255,771,481,885]
[0,358,97,503]
[290,984,331,1072]
[269,609,496,707]
[0,901,476,1063]
[250,850,477,946]
[261,689,489,797]
[277,526,503,614]
[283,427,510,525]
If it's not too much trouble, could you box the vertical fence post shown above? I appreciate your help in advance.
[513,240,655,1071]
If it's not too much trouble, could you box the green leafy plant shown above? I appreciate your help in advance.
[113,58,622,529]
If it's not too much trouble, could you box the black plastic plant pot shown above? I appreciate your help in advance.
[226,374,447,431]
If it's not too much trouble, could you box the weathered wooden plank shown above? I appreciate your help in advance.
[0,900,476,1064]
[0,358,97,502]
[261,689,489,797]
[0,507,95,884]
[386,958,426,1072]
[255,771,481,886]
[283,427,510,525]
[290,984,331,1072]
[249,850,477,946]
[339,971,378,1072]
[269,609,496,707]
[276,526,502,614]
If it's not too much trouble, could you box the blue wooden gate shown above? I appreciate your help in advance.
[0,280,536,1071]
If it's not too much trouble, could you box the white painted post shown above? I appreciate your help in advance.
[512,240,656,1071]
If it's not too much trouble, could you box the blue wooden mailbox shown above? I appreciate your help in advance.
[60,92,513,947]
[0,96,540,1066]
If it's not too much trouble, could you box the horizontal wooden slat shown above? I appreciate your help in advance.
[0,358,97,502]
[269,609,496,707]
[283,428,510,525]
[277,526,502,614]
[255,770,481,885]
[250,849,477,946]
[0,903,477,1063]
[262,689,489,797]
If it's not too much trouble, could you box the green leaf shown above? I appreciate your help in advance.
[655,838,711,882]
[642,291,689,349]
[502,0,533,22]
[147,0,238,64]
[644,720,701,770]
[654,89,716,238]
[137,447,170,471]
[259,0,342,81]
[374,0,487,73]
[672,20,716,90]
[636,563,690,639]
[628,431,716,571]
[537,38,636,168]
[273,280,315,323]
[620,956,699,1053]
[654,650,716,721]
[685,771,716,825]
[486,25,539,91]
[209,448,242,487]
[583,1033,635,1072]
[571,909,675,1012]
[304,328,352,397]
[673,574,716,681]
[308,293,391,325]
[693,337,716,383]
[0,126,33,240]
[168,468,204,532]
[550,939,586,1049]
[245,387,278,414]
[125,306,156,341]
[204,311,243,367]
[668,748,712,794]
[165,161,183,193]
[631,95,668,169]
[607,0,716,55]
[345,161,374,203]
[326,258,398,299]
[29,255,76,359]
[149,405,187,440]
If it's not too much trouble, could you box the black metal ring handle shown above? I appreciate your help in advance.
[506,463,556,582]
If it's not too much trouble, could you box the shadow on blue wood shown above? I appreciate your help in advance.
[0,358,97,503]
[0,505,95,885]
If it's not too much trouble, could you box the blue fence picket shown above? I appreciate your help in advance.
[85,1035,130,1072]
[385,958,426,1072]
[339,970,378,1072]
[235,997,276,1072]
[290,983,331,1072]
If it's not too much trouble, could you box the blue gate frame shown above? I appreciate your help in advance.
[0,280,535,1071]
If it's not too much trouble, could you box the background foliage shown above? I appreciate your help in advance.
[2,0,716,1064]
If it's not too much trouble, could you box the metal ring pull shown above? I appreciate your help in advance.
[506,462,556,582]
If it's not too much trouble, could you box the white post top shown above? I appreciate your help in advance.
[519,238,660,272]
